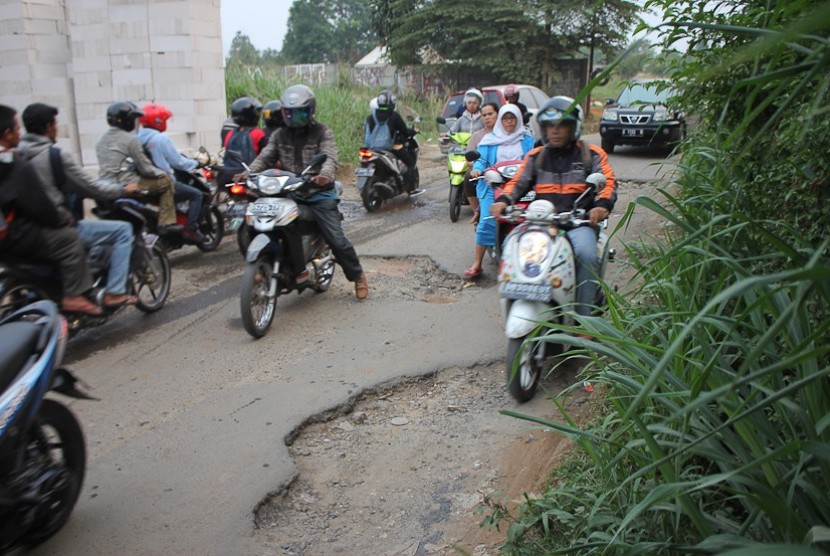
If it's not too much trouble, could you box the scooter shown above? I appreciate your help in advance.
[238,153,336,338]
[0,199,172,332]
[0,300,93,551]
[435,117,472,222]
[356,117,422,212]
[497,173,614,402]
[171,166,225,252]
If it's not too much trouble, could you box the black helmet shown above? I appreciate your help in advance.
[376,90,396,111]
[106,101,144,132]
[262,100,284,128]
[536,95,583,140]
[280,85,316,128]
[230,97,262,127]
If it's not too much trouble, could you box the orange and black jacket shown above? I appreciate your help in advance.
[496,141,616,213]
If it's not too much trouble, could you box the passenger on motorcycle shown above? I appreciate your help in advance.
[490,96,616,318]
[262,100,285,140]
[503,84,531,125]
[363,89,420,193]
[137,103,213,244]
[464,104,535,278]
[449,88,485,134]
[463,102,499,224]
[218,97,267,187]
[234,85,369,300]
[0,105,102,315]
[19,103,139,307]
[96,101,182,234]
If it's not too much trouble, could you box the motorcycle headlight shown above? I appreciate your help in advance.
[257,176,284,195]
[602,109,618,122]
[517,231,551,271]
[501,164,519,179]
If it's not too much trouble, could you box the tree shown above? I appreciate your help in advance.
[280,0,377,64]
[226,31,260,66]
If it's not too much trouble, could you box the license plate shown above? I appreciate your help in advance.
[501,281,552,301]
[622,128,644,137]
[248,200,282,217]
[228,202,248,217]
[355,167,374,177]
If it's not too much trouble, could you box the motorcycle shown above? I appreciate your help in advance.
[171,166,225,252]
[497,173,614,402]
[0,300,93,551]
[0,198,172,332]
[435,116,472,222]
[356,117,422,212]
[238,153,336,338]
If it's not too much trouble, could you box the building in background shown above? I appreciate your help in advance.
[0,0,226,166]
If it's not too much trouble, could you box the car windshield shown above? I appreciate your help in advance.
[616,83,674,106]
[442,94,464,118]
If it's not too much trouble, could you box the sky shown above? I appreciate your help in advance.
[220,0,293,56]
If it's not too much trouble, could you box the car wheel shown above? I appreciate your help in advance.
[601,138,615,154]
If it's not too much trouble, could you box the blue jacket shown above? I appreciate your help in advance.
[137,128,198,178]
[472,134,535,174]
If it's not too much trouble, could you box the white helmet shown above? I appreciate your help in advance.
[463,88,484,106]
[369,97,379,110]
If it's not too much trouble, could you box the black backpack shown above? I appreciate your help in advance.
[47,147,84,221]
[224,128,257,170]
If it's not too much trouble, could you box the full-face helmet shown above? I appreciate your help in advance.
[230,97,262,127]
[106,101,144,132]
[280,85,316,128]
[139,103,172,132]
[536,95,583,140]
[376,90,396,111]
[262,100,283,127]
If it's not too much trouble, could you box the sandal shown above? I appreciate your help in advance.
[469,209,480,225]
[103,294,138,307]
[463,267,483,278]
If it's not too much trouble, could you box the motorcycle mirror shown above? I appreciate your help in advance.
[436,116,446,125]
[406,115,414,122]
[585,172,606,192]
[465,150,480,162]
[199,146,207,154]
[225,150,243,163]
[301,153,328,175]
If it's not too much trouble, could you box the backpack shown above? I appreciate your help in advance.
[224,128,257,170]
[48,147,84,221]
[364,113,394,150]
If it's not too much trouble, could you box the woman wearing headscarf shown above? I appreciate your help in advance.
[463,103,534,278]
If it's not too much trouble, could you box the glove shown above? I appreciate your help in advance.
[195,151,210,168]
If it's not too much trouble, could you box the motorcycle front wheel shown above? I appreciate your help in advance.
[506,336,542,402]
[237,223,253,257]
[134,243,171,313]
[196,206,225,252]
[311,248,336,293]
[18,399,86,548]
[449,185,462,222]
[240,257,276,338]
[361,180,383,212]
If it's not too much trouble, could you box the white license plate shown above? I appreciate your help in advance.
[501,281,552,301]
[248,201,281,217]
[622,128,644,137]
[355,167,374,177]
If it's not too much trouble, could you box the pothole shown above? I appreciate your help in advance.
[358,255,478,303]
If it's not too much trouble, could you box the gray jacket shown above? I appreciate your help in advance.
[19,133,126,220]
[96,127,166,184]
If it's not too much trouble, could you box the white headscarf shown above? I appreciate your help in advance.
[478,104,527,161]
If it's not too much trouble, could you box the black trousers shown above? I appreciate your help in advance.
[303,198,363,282]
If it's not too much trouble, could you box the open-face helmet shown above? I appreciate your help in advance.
[139,103,172,132]
[463,88,484,108]
[280,85,316,128]
[230,97,262,127]
[106,101,144,132]
[536,95,583,140]
[504,84,519,101]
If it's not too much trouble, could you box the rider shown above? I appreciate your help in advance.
[234,84,369,300]
[96,101,182,235]
[464,102,499,223]
[363,89,419,193]
[218,97,267,186]
[503,84,530,125]
[262,100,285,140]
[450,88,485,134]
[19,102,140,307]
[0,104,102,315]
[137,102,213,244]
[490,96,616,319]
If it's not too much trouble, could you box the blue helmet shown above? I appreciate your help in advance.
[536,96,583,140]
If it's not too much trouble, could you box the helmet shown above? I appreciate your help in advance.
[106,101,143,132]
[376,90,396,111]
[504,84,519,100]
[139,103,172,132]
[463,88,484,106]
[536,95,583,140]
[230,97,262,127]
[262,100,283,127]
[280,84,316,128]
[369,97,379,110]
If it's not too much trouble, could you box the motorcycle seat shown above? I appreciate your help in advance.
[0,321,41,392]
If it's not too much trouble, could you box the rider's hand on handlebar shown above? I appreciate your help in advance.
[490,201,508,218]
[311,175,332,186]
[123,182,140,195]
[470,170,482,179]
[589,206,609,226]
[232,172,247,184]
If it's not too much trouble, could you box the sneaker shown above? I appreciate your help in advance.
[354,273,369,300]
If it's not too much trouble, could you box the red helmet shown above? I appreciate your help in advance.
[139,103,172,132]
[504,84,519,100]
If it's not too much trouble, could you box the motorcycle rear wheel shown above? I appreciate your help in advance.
[240,257,276,338]
[135,244,171,313]
[196,206,225,252]
[506,336,541,402]
[449,185,462,222]
[361,180,383,213]
[18,399,86,548]
[0,282,49,319]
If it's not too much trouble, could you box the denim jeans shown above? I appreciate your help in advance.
[174,180,203,229]
[76,219,133,295]
[566,225,600,317]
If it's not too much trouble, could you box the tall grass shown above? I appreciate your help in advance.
[224,64,444,171]
[493,2,830,553]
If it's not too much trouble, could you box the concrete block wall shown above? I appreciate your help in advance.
[0,0,226,167]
